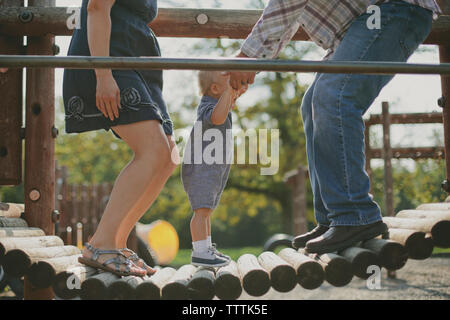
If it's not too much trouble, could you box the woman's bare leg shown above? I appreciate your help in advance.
[114,135,178,272]
[82,120,172,274]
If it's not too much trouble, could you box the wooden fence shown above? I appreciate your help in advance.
[54,162,113,246]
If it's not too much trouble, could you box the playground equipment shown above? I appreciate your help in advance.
[136,220,179,266]
[0,1,449,299]
[1,200,450,299]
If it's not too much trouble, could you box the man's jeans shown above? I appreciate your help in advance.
[301,1,433,227]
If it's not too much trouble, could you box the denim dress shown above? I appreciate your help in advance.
[63,0,173,137]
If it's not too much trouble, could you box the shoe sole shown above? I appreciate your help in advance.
[191,259,231,268]
[305,223,389,255]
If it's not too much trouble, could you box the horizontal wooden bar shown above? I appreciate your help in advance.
[0,7,448,45]
[368,147,445,159]
[366,113,443,125]
[1,55,450,75]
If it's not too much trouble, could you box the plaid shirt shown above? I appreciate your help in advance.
[241,0,442,59]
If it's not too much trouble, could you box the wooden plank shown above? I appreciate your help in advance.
[369,147,445,159]
[366,112,443,125]
[0,0,23,186]
[0,7,448,44]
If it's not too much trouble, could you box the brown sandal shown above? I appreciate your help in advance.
[78,243,146,277]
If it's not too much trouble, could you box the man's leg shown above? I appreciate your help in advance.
[306,1,433,253]
[292,78,331,248]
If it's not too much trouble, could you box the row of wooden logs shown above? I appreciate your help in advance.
[1,201,450,300]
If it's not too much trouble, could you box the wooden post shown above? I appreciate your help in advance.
[439,45,450,194]
[24,0,56,237]
[284,165,308,235]
[365,122,373,194]
[0,0,24,187]
[382,102,394,217]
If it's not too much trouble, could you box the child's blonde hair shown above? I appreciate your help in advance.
[198,70,221,95]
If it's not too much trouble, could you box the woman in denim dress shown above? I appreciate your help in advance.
[63,0,177,276]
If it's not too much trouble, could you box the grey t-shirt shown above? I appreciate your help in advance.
[181,95,233,211]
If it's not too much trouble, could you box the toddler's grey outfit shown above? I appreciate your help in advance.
[181,95,232,211]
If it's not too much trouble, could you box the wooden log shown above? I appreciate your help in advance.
[0,7,448,45]
[3,245,80,277]
[0,235,64,259]
[215,261,242,300]
[27,254,82,288]
[362,239,408,270]
[53,265,97,300]
[0,0,23,186]
[383,216,450,248]
[278,248,324,290]
[237,254,271,297]
[307,252,354,287]
[0,203,24,218]
[0,227,45,238]
[397,209,450,220]
[136,267,176,300]
[188,267,216,300]
[417,202,450,211]
[161,264,197,300]
[339,247,380,279]
[0,217,28,227]
[107,275,144,300]
[388,228,433,260]
[24,276,54,300]
[80,271,120,300]
[258,251,297,293]
[24,0,56,236]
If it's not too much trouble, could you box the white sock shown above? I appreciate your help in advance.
[207,236,212,248]
[192,239,209,253]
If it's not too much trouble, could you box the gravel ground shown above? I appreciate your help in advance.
[239,256,450,300]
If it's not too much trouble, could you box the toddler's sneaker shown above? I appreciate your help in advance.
[210,243,231,260]
[191,248,230,268]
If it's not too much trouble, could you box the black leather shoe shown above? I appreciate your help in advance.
[292,225,329,249]
[305,221,389,254]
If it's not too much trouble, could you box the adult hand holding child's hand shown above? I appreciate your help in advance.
[229,52,256,91]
